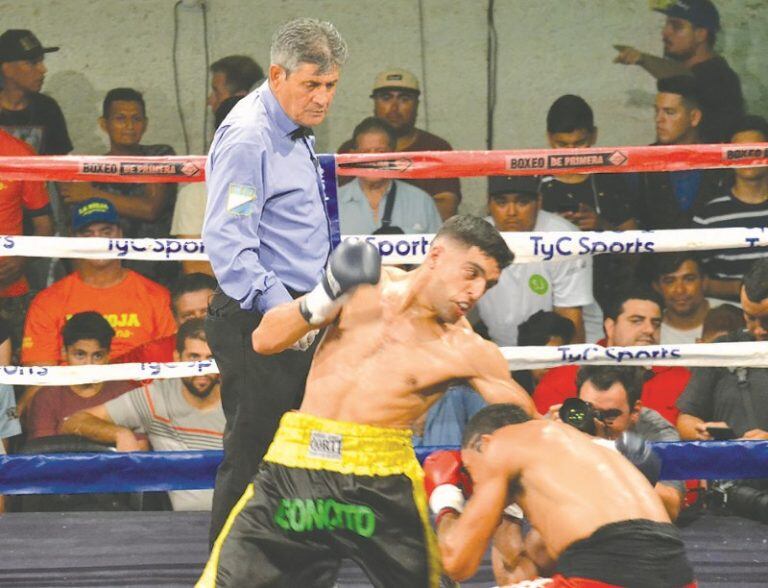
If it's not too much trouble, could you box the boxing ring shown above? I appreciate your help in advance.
[1,143,768,587]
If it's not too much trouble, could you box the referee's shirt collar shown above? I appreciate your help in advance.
[262,83,303,139]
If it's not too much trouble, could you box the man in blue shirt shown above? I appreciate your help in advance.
[202,17,348,544]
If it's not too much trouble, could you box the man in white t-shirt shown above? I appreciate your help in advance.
[476,175,599,346]
[61,318,223,511]
[650,252,729,344]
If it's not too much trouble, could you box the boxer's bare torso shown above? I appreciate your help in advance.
[464,420,669,559]
[300,267,535,427]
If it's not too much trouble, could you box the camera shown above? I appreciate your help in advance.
[707,480,768,523]
[559,398,603,435]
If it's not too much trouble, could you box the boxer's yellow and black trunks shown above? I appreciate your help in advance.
[198,411,441,587]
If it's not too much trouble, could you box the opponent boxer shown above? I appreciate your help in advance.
[197,215,537,588]
[426,403,696,587]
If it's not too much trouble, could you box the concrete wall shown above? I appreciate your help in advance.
[3,0,766,214]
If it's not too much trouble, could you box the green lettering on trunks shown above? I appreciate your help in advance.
[273,498,376,537]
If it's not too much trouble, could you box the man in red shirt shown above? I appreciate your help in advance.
[0,128,53,353]
[115,272,217,364]
[533,285,690,424]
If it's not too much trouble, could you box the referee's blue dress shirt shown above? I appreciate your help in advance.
[203,82,331,313]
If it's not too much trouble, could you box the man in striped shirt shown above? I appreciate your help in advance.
[692,115,768,300]
[61,318,224,511]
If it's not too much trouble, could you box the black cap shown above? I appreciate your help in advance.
[0,30,59,62]
[488,175,541,198]
[653,0,720,32]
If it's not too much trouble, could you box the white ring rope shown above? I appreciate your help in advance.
[1,226,766,263]
[1,342,764,385]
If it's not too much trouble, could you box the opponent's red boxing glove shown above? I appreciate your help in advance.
[423,450,467,520]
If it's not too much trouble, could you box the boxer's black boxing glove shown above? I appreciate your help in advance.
[300,240,381,325]
[615,431,661,486]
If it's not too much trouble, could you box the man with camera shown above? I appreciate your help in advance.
[563,365,685,521]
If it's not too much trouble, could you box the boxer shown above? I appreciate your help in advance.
[197,215,537,588]
[425,403,696,587]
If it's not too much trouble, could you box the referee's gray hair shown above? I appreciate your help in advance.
[270,18,348,75]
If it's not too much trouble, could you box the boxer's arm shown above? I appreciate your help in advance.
[467,338,538,417]
[251,298,338,355]
[438,467,510,581]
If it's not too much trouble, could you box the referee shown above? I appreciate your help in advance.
[202,18,347,544]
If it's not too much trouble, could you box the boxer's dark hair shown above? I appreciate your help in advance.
[743,259,768,303]
[62,311,115,350]
[462,404,530,448]
[176,317,208,354]
[576,365,644,408]
[436,215,514,270]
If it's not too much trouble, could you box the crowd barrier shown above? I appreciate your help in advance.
[1,441,766,495]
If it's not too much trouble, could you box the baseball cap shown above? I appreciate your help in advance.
[0,29,59,62]
[71,198,119,232]
[652,0,720,32]
[488,175,541,198]
[371,68,420,95]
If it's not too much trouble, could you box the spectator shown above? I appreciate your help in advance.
[698,303,744,343]
[0,29,71,293]
[171,93,249,277]
[0,381,21,513]
[0,128,54,353]
[207,55,264,114]
[115,272,217,364]
[539,94,637,310]
[575,365,684,520]
[534,285,691,424]
[677,259,768,441]
[649,252,726,344]
[514,310,575,393]
[692,116,768,300]
[0,29,71,155]
[338,117,442,235]
[630,76,720,229]
[614,0,744,142]
[540,95,636,232]
[26,312,134,440]
[61,318,223,510]
[21,198,175,367]
[338,68,461,219]
[475,175,596,345]
[58,88,177,284]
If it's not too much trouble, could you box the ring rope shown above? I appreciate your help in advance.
[1,143,767,182]
[2,440,767,495]
[0,226,765,264]
[0,341,764,385]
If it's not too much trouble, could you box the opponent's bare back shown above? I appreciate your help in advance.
[300,266,534,427]
[474,420,669,557]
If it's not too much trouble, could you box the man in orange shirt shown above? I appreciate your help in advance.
[20,198,176,413]
[0,128,54,352]
[533,285,690,424]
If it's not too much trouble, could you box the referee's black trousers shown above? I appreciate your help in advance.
[205,287,315,547]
